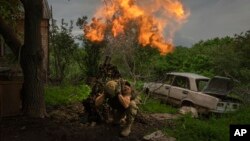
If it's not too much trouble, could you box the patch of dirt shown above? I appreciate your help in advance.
[0,103,175,141]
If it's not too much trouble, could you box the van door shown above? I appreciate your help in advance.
[153,74,174,100]
[168,76,191,105]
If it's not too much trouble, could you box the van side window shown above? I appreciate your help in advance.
[165,74,174,85]
[196,79,209,91]
[172,76,190,89]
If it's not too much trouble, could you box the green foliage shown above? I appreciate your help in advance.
[151,46,214,79]
[84,42,102,77]
[134,80,145,90]
[132,45,160,79]
[186,54,214,77]
[49,19,84,83]
[164,105,250,141]
[0,0,23,24]
[154,47,190,73]
[0,0,24,55]
[140,32,250,84]
[140,97,178,114]
[45,84,90,106]
[76,16,102,77]
[165,116,227,141]
[233,31,250,82]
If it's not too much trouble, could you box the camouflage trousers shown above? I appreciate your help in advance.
[112,99,140,126]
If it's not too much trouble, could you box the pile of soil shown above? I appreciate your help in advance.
[0,103,174,141]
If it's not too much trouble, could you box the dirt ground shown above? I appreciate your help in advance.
[0,103,174,141]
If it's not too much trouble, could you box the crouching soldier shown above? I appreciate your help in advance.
[95,80,140,137]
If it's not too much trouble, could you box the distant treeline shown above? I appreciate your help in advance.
[49,20,250,87]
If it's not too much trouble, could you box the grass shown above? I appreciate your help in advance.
[139,91,250,141]
[163,104,250,141]
[44,83,250,141]
[140,95,178,114]
[45,84,90,106]
[164,115,227,141]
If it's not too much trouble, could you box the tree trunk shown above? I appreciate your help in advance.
[20,0,46,117]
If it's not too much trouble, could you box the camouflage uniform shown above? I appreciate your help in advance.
[95,79,141,136]
[111,92,140,136]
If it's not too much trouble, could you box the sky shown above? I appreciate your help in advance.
[47,0,250,47]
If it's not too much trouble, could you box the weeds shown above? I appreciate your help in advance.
[45,84,90,106]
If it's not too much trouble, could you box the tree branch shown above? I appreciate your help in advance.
[0,15,22,57]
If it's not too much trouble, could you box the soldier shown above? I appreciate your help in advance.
[82,56,117,124]
[95,80,140,137]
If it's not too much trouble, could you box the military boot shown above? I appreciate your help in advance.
[120,124,131,137]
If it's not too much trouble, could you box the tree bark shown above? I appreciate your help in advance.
[20,0,46,117]
[0,0,46,117]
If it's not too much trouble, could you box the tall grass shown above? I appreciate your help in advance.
[45,84,90,106]
[164,104,250,141]
[140,93,250,141]
[140,96,178,114]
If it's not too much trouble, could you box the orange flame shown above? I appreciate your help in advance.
[84,0,189,55]
[84,18,106,42]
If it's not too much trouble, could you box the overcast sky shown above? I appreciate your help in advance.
[47,0,250,47]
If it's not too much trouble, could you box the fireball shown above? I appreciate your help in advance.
[84,0,189,55]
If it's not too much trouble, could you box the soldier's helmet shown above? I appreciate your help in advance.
[104,80,120,98]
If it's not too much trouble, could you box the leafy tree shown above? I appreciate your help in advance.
[49,19,79,83]
[190,37,235,77]
[133,45,159,80]
[0,0,23,26]
[76,16,102,78]
[233,31,250,82]
[152,46,190,79]
[210,44,240,78]
[186,54,214,76]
